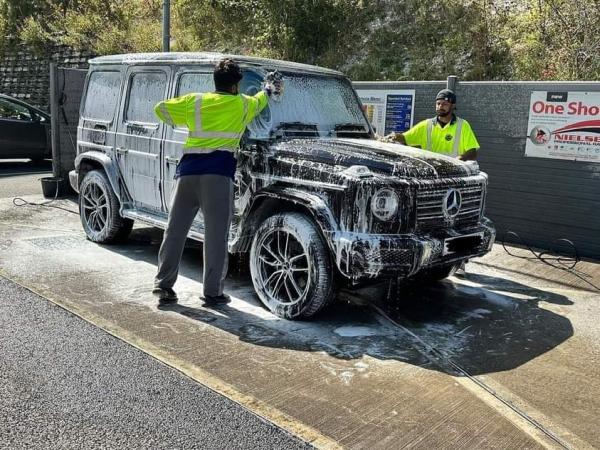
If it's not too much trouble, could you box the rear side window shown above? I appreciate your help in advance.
[83,71,121,121]
[177,73,213,96]
[0,97,32,121]
[126,72,167,124]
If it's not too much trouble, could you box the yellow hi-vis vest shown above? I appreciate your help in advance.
[403,116,480,157]
[154,90,268,155]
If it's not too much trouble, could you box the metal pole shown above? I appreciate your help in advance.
[162,0,170,52]
[49,63,61,178]
[447,75,458,91]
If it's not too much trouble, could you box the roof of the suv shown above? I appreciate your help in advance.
[89,52,344,76]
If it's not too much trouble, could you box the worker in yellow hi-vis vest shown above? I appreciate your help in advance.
[152,58,283,306]
[385,89,480,161]
[386,89,479,276]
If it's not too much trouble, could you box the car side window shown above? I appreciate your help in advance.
[0,98,32,121]
[83,71,122,121]
[177,73,213,96]
[125,72,167,125]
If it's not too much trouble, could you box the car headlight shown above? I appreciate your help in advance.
[370,188,399,221]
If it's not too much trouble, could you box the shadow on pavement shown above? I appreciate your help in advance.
[101,226,575,377]
[0,159,52,177]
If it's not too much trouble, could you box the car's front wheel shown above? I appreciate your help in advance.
[250,212,334,320]
[79,170,133,244]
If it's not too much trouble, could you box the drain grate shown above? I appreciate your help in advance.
[26,235,89,250]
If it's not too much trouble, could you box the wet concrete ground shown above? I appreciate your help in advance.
[1,187,599,448]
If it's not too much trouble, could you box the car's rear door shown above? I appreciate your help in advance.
[115,66,170,212]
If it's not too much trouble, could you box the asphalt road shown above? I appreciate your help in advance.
[0,277,311,449]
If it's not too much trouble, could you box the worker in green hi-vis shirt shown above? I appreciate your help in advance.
[385,89,480,161]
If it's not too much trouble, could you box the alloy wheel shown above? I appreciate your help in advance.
[81,181,108,233]
[256,228,311,306]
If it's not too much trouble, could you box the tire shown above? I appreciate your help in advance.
[250,212,334,320]
[79,170,133,244]
[410,263,459,283]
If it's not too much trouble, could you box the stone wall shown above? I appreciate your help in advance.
[0,44,93,111]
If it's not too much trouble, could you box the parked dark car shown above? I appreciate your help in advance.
[0,94,51,162]
[70,53,495,320]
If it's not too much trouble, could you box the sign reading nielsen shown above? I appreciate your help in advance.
[526,91,600,163]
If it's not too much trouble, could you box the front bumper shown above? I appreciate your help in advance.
[332,218,495,282]
[69,170,79,194]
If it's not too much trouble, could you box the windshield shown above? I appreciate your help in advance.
[241,71,370,139]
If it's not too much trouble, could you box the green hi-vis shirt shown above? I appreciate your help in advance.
[403,116,480,157]
[154,90,268,155]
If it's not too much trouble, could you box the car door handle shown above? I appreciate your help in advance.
[165,157,180,165]
[116,147,128,155]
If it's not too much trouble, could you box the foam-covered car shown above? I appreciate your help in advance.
[70,52,495,319]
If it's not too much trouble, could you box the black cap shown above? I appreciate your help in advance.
[436,89,456,104]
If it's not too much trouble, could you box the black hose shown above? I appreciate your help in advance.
[501,230,600,292]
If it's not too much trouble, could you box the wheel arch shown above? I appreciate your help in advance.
[232,187,338,255]
[75,151,125,203]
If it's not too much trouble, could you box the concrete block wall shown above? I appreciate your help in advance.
[355,81,600,260]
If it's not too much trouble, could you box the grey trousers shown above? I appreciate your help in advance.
[154,174,233,297]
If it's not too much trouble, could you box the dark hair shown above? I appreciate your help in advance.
[214,58,243,92]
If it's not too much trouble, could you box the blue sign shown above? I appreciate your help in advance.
[384,94,414,135]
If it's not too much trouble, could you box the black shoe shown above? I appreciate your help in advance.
[201,293,231,306]
[152,287,178,304]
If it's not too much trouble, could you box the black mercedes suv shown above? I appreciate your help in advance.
[70,52,495,319]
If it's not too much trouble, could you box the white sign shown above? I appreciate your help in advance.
[526,91,600,162]
[355,89,415,137]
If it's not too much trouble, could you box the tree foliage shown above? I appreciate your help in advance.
[1,0,598,80]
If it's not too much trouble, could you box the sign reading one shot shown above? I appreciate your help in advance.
[526,91,600,162]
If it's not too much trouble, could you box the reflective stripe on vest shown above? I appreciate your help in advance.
[426,119,434,151]
[452,118,464,157]
[188,94,244,140]
[241,96,249,123]
[158,103,175,126]
[426,117,464,157]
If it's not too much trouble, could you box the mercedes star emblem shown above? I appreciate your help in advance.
[442,188,462,219]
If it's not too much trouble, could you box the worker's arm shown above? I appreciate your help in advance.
[242,91,269,125]
[391,133,407,145]
[154,94,192,127]
[398,120,427,149]
[459,149,478,161]
[243,72,284,124]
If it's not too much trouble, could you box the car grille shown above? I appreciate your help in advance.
[416,183,484,230]
[365,248,413,267]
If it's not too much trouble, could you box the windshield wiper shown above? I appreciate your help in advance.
[275,122,319,137]
[334,122,371,137]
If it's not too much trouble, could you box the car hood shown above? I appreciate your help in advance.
[270,138,475,179]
